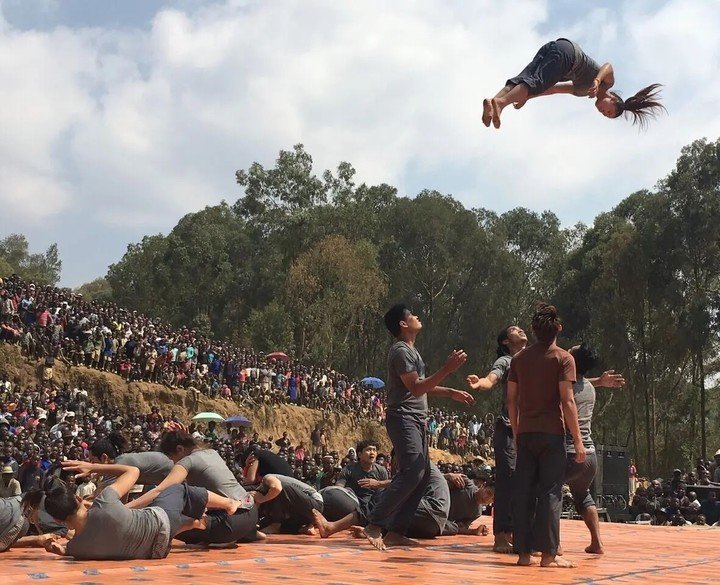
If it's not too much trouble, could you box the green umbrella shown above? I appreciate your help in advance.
[192,412,225,423]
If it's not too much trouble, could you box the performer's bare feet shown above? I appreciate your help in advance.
[459,520,489,536]
[585,543,604,554]
[482,99,493,127]
[176,515,207,534]
[517,553,534,566]
[349,525,365,539]
[362,524,386,551]
[493,532,513,554]
[299,524,317,536]
[383,532,420,547]
[540,554,575,568]
[311,509,331,538]
[226,499,241,515]
[534,544,563,557]
[252,531,267,541]
[490,98,502,128]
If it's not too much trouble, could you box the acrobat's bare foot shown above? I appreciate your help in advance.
[472,524,489,536]
[349,525,365,539]
[299,524,317,536]
[311,508,331,538]
[383,532,420,547]
[517,553,534,566]
[490,99,502,128]
[493,533,514,554]
[540,554,575,568]
[226,499,241,515]
[252,531,267,541]
[534,544,563,557]
[362,524,386,551]
[585,543,604,554]
[482,99,493,127]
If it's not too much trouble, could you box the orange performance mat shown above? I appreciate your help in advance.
[5,520,718,584]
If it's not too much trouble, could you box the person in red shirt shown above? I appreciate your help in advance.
[507,303,585,569]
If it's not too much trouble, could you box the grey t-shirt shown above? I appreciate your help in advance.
[177,448,246,500]
[97,452,174,489]
[562,39,601,96]
[337,462,389,507]
[565,377,596,453]
[448,477,481,522]
[264,474,324,508]
[387,341,427,418]
[65,488,166,560]
[489,355,512,426]
[416,465,450,533]
[0,497,29,552]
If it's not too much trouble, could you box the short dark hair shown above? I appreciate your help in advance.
[531,303,562,343]
[496,325,515,358]
[356,439,377,454]
[384,304,409,337]
[570,343,599,377]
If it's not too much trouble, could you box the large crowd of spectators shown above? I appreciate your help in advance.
[629,459,720,527]
[0,275,493,458]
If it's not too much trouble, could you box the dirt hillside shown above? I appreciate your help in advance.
[0,345,464,462]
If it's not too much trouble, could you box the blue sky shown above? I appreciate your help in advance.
[1,0,719,287]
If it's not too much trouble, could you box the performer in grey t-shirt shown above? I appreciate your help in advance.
[362,303,473,551]
[565,344,625,556]
[20,460,245,560]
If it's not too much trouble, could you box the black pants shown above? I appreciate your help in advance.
[513,433,565,555]
[565,451,597,513]
[320,486,361,522]
[492,421,515,535]
[506,39,575,96]
[405,508,459,539]
[369,412,430,534]
[153,484,208,537]
[176,506,259,544]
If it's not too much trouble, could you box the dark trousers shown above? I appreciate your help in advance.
[565,451,597,513]
[493,421,516,535]
[369,412,430,534]
[153,484,208,537]
[176,506,259,544]
[513,432,565,555]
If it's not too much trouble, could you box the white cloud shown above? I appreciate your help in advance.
[0,0,719,284]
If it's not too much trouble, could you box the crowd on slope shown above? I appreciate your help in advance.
[0,275,493,458]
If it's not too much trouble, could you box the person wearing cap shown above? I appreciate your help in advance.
[0,465,21,497]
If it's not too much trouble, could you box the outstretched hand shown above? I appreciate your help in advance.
[444,350,467,374]
[164,420,188,433]
[466,374,481,389]
[596,370,625,388]
[450,389,475,406]
[61,459,94,479]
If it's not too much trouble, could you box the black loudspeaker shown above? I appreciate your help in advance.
[593,445,631,521]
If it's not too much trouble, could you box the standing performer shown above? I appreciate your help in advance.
[507,303,585,569]
[564,344,625,555]
[466,325,527,553]
[482,38,664,129]
[362,304,474,550]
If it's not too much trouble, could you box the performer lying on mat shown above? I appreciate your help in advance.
[482,38,664,129]
[21,461,244,560]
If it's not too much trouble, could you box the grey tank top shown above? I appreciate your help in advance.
[561,39,601,96]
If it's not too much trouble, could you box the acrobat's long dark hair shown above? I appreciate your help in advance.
[612,84,666,129]
[496,325,515,358]
[90,431,128,460]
